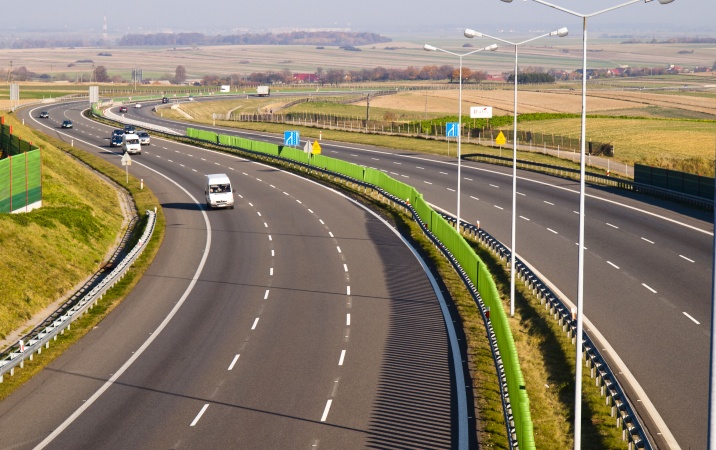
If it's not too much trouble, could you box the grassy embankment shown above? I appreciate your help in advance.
[0,113,164,399]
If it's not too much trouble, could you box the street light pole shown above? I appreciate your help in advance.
[424,43,498,231]
[464,27,568,318]
[500,1,674,448]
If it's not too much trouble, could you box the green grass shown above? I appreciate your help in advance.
[0,112,165,400]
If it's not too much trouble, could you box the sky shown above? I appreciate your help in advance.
[0,0,713,35]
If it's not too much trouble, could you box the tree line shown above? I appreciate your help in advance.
[118,31,390,47]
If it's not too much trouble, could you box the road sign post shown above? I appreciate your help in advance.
[121,152,132,183]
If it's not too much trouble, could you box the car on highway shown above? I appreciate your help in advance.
[112,129,124,137]
[134,103,142,108]
[123,125,136,134]
[162,97,168,104]
[111,135,123,147]
[119,106,128,113]
[61,120,73,129]
[39,111,49,118]
[137,131,150,145]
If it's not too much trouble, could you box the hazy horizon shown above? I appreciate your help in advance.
[0,0,712,35]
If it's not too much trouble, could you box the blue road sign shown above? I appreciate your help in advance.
[284,131,300,146]
[446,122,459,138]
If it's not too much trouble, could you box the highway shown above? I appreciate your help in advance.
[129,98,714,449]
[0,103,467,449]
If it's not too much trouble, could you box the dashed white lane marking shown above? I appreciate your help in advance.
[270,268,274,276]
[517,192,526,196]
[343,264,348,272]
[192,169,197,172]
[338,350,346,366]
[447,188,456,192]
[308,209,314,214]
[346,286,351,296]
[683,312,700,325]
[264,222,268,228]
[228,355,240,370]
[439,171,448,175]
[606,223,619,229]
[371,157,379,160]
[256,178,262,182]
[329,232,334,238]
[251,318,259,330]
[214,162,221,166]
[346,313,351,325]
[180,164,185,167]
[679,255,695,263]
[416,166,424,169]
[257,212,262,217]
[319,219,325,225]
[168,159,173,163]
[296,199,302,204]
[489,184,499,188]
[464,177,473,181]
[607,261,620,270]
[470,196,479,201]
[547,228,558,234]
[190,404,210,426]
[271,250,275,257]
[350,154,358,157]
[320,400,332,422]
[393,161,401,165]
[390,172,399,176]
[264,290,270,300]
[494,205,503,210]
[642,283,657,294]
[201,158,206,161]
[401,174,409,178]
[573,210,580,214]
[424,181,433,185]
[520,216,530,221]
[268,235,272,241]
[544,201,554,206]
[283,191,289,196]
[574,243,588,250]
[249,202,254,207]
[336,246,342,253]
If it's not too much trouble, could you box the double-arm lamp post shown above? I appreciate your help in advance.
[464,27,568,319]
[423,43,498,231]
[499,1,674,449]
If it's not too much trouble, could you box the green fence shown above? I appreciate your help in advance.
[634,163,714,200]
[1,117,42,214]
[187,126,535,448]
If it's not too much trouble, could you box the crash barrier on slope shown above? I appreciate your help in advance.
[0,210,156,383]
[0,117,42,213]
[464,152,714,211]
[186,127,533,449]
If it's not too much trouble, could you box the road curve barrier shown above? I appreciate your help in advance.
[185,127,534,449]
[0,210,157,383]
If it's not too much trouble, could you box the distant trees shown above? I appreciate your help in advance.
[506,72,556,84]
[175,65,186,83]
[93,65,109,82]
[118,31,391,47]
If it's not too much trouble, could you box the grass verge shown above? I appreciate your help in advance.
[0,115,165,400]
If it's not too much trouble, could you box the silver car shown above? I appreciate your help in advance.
[137,131,151,145]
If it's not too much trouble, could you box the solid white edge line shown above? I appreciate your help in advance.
[190,404,210,427]
[228,354,240,370]
[683,312,700,325]
[320,399,332,422]
[517,256,680,449]
[32,136,213,449]
[338,350,346,366]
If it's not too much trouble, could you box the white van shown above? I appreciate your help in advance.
[205,173,234,209]
[122,133,142,155]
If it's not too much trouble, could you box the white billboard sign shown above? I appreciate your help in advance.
[470,106,493,119]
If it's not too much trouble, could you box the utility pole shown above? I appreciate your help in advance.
[7,60,12,83]
[365,93,370,131]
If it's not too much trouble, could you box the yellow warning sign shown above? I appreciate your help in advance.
[312,141,322,155]
[495,131,506,146]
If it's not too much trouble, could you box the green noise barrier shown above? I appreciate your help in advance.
[186,127,533,448]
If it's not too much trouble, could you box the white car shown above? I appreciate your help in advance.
[137,131,151,145]
[134,103,142,108]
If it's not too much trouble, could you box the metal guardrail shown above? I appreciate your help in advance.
[440,214,653,449]
[0,210,156,383]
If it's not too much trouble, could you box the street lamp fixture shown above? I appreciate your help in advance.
[499,1,674,449]
[464,27,567,321]
[423,42,498,231]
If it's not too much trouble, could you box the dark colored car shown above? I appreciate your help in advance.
[111,135,123,147]
[123,125,136,134]
[162,97,168,104]
[112,129,124,138]
[61,120,73,129]
[39,111,49,118]
[119,106,128,113]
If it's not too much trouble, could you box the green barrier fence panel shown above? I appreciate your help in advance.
[27,150,42,205]
[280,147,310,165]
[311,154,330,170]
[413,194,432,228]
[0,157,9,213]
[10,153,27,211]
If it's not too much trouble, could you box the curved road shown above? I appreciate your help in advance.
[0,103,467,449]
[129,98,713,449]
